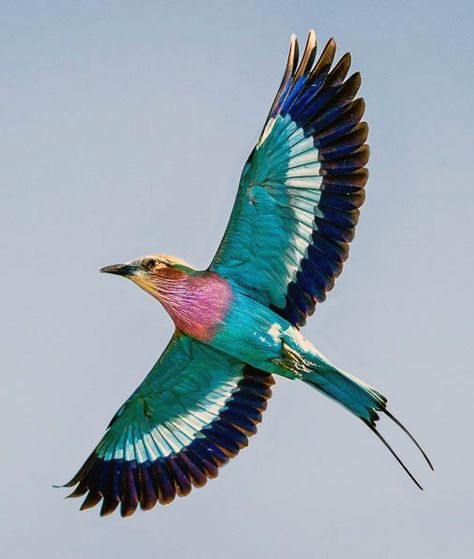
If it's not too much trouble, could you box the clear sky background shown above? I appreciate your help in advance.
[2,1,473,557]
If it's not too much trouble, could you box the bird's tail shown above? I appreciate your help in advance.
[303,366,386,425]
[302,363,433,488]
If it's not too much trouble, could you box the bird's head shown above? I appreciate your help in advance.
[100,253,194,299]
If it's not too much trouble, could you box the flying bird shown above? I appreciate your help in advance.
[61,30,433,517]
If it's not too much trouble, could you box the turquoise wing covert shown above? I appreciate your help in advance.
[64,334,274,516]
[210,31,369,327]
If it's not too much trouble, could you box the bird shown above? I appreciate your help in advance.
[60,29,433,517]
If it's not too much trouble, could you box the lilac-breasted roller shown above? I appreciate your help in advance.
[60,30,433,517]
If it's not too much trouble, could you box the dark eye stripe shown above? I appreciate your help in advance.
[142,258,157,270]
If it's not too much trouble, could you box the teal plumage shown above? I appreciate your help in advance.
[61,30,432,517]
[207,290,387,425]
[210,33,367,324]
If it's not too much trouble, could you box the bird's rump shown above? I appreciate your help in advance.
[63,334,274,516]
[210,30,369,327]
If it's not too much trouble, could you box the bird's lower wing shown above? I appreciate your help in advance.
[62,333,274,517]
[210,30,368,327]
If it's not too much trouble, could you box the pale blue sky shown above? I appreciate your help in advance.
[1,1,473,557]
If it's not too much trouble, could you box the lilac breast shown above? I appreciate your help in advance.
[157,271,233,341]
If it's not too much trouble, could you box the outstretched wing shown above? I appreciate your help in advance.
[210,30,369,327]
[63,333,274,517]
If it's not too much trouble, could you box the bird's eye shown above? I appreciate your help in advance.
[142,258,157,270]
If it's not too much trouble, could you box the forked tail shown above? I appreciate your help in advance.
[303,366,433,489]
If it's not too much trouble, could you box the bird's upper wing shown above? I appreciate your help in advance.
[210,31,369,327]
[64,333,274,517]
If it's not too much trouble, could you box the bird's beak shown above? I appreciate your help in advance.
[100,263,139,277]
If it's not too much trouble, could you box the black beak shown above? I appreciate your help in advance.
[100,263,138,277]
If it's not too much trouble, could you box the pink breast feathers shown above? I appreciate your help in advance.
[150,268,233,341]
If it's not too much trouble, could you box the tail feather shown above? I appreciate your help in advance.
[383,408,434,471]
[303,365,433,488]
[303,367,386,426]
[369,426,424,490]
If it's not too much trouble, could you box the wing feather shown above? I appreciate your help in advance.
[62,334,274,516]
[210,31,369,326]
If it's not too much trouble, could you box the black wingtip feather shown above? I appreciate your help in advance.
[100,494,120,517]
[322,121,369,155]
[326,52,352,87]
[62,368,274,516]
[80,490,102,511]
[293,29,317,81]
[309,38,336,80]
